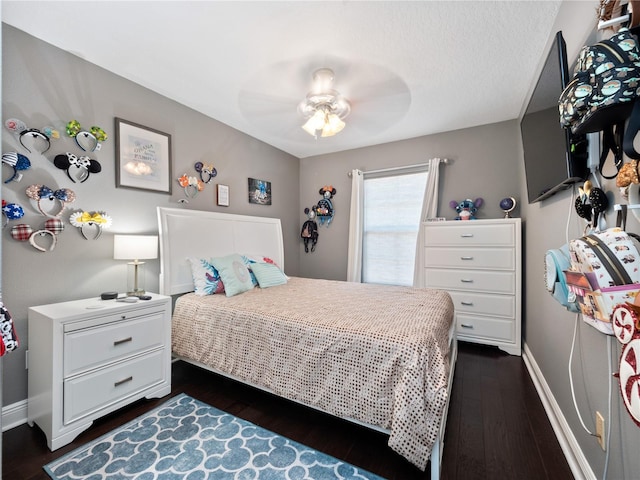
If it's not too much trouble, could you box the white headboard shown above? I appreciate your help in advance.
[157,207,285,295]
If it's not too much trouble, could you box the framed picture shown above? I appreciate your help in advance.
[217,184,229,207]
[248,178,271,205]
[115,118,172,194]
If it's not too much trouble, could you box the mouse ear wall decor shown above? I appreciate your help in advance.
[194,162,217,184]
[2,200,25,227]
[69,210,113,240]
[65,120,107,152]
[53,152,102,183]
[4,118,59,154]
[178,174,204,198]
[25,184,76,217]
[1,152,30,183]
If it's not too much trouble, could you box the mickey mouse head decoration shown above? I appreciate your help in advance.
[316,185,336,226]
[54,152,102,183]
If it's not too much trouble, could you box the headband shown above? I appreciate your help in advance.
[54,153,102,183]
[69,210,113,240]
[194,162,217,184]
[1,152,30,183]
[10,217,63,252]
[25,184,76,217]
[178,174,204,198]
[5,118,59,154]
[66,120,107,152]
[2,200,25,228]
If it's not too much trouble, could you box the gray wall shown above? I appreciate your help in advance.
[1,25,300,406]
[298,120,522,280]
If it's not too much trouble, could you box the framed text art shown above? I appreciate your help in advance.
[115,118,172,194]
[217,184,229,207]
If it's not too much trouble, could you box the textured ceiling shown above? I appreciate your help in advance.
[2,1,566,158]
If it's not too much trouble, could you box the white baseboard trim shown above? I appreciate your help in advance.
[2,399,27,432]
[523,342,595,480]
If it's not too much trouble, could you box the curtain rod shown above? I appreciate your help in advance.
[347,158,450,177]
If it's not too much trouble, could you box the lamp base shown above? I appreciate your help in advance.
[126,261,146,297]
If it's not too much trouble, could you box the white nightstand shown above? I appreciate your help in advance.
[27,293,172,450]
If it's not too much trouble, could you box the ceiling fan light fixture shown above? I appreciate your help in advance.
[299,68,350,139]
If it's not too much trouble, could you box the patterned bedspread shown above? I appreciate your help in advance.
[171,276,454,470]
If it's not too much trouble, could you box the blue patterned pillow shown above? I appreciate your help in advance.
[187,257,224,296]
[251,262,288,288]
[210,254,254,297]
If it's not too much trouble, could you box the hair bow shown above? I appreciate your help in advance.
[69,210,113,240]
[1,152,31,183]
[25,184,76,217]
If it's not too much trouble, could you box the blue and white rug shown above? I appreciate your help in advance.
[44,393,384,480]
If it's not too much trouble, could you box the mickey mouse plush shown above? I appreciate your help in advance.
[449,198,483,220]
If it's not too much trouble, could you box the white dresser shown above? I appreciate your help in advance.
[423,219,522,355]
[27,294,172,450]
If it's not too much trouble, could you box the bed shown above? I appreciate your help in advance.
[157,206,457,477]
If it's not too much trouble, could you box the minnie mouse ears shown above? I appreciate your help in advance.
[2,152,30,183]
[66,120,107,152]
[5,118,59,154]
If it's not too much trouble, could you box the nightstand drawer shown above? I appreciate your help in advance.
[425,247,514,270]
[63,349,165,425]
[449,291,514,317]
[424,223,515,247]
[456,313,514,342]
[424,268,515,294]
[64,313,165,377]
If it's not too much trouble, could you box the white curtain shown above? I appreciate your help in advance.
[413,158,442,287]
[346,169,364,282]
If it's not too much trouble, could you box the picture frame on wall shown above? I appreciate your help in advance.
[248,177,271,205]
[217,184,229,207]
[115,117,172,194]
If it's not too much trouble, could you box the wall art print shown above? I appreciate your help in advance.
[115,118,172,194]
[248,178,271,205]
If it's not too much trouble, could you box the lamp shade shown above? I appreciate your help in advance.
[113,235,158,260]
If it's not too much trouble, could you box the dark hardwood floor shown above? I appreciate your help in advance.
[3,342,573,480]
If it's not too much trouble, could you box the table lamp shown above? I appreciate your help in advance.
[113,234,158,296]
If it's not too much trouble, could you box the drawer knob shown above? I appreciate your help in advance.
[460,233,474,238]
[460,256,474,260]
[121,315,127,320]
[460,279,474,283]
[461,301,474,306]
[460,323,474,329]
[114,376,133,387]
[113,337,133,346]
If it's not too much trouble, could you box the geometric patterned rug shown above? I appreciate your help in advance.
[44,393,385,480]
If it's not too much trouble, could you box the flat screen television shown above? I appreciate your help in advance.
[521,31,588,204]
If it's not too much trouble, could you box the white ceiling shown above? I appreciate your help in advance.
[2,1,566,159]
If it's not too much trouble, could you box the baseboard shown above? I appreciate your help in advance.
[2,398,27,432]
[523,342,595,480]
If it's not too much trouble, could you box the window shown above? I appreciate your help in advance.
[362,169,428,286]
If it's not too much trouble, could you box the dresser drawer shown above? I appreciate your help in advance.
[424,223,515,247]
[449,291,515,317]
[456,313,515,342]
[425,268,515,294]
[425,247,514,270]
[63,349,165,425]
[64,313,165,377]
